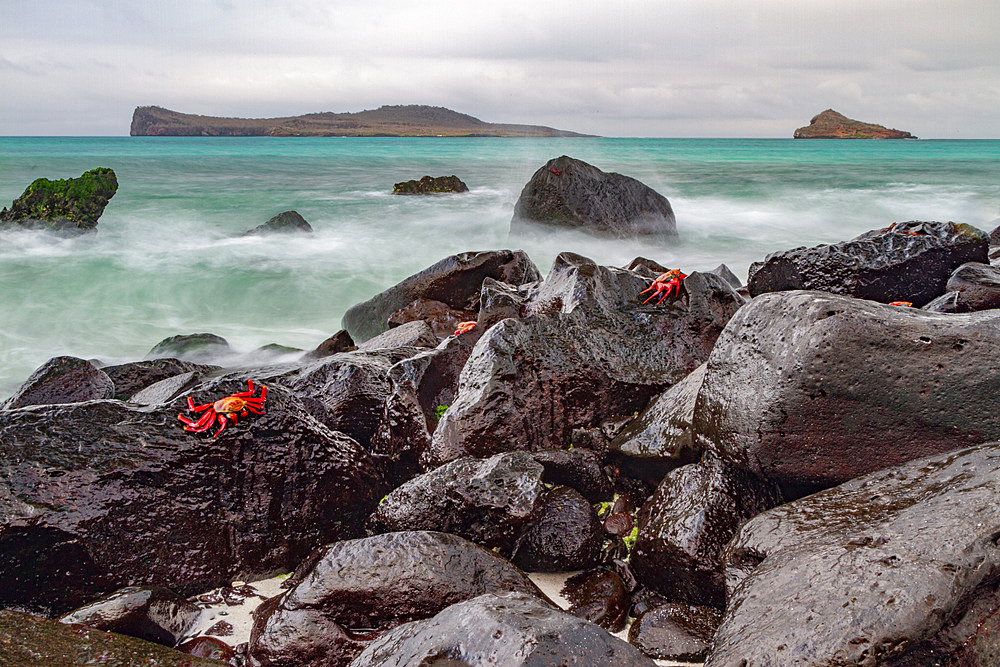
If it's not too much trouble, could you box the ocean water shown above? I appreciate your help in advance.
[1,137,998,399]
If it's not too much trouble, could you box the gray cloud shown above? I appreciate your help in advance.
[1,0,998,136]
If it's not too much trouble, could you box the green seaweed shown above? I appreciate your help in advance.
[434,404,449,420]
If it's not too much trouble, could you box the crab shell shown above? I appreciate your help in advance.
[213,396,248,414]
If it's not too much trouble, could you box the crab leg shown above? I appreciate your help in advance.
[183,409,215,430]
[188,397,214,412]
[177,411,209,427]
[186,414,219,433]
[212,415,228,438]
[243,404,265,415]
[231,380,256,398]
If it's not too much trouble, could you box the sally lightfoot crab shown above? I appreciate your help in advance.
[177,379,267,438]
[640,269,687,305]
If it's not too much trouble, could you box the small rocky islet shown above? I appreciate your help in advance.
[3,156,1000,666]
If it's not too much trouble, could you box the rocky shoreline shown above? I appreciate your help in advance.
[4,159,1000,664]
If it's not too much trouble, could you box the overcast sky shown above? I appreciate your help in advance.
[2,0,998,137]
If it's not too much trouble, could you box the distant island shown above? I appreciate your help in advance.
[129,105,591,138]
[794,109,916,139]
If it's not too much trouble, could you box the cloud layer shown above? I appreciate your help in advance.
[2,0,998,137]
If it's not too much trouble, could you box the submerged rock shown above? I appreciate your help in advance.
[242,210,313,235]
[748,221,988,307]
[348,592,656,667]
[693,290,1000,499]
[368,452,545,556]
[342,249,540,343]
[1,355,114,410]
[511,155,677,239]
[146,333,233,363]
[709,443,1000,666]
[0,378,383,615]
[248,531,546,666]
[0,167,118,234]
[392,175,468,194]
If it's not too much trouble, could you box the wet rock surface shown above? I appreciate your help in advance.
[609,362,707,482]
[392,174,469,194]
[429,252,744,466]
[342,249,540,342]
[303,330,357,359]
[242,209,312,235]
[693,290,1000,498]
[511,155,677,239]
[348,592,656,666]
[631,454,781,607]
[1,355,114,409]
[748,221,988,306]
[512,486,604,572]
[103,358,219,401]
[58,586,201,647]
[528,447,613,503]
[0,609,224,666]
[248,531,546,666]
[709,442,1000,667]
[944,261,1000,311]
[368,452,545,556]
[0,167,119,234]
[146,333,233,363]
[0,378,383,615]
[387,297,478,339]
[562,569,630,632]
[628,602,722,662]
[356,319,439,351]
[177,636,237,663]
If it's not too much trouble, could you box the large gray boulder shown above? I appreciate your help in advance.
[511,155,677,239]
[748,221,989,306]
[692,290,1000,499]
[708,442,1000,667]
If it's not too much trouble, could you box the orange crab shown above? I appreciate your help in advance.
[177,379,267,438]
[889,301,913,307]
[454,320,477,335]
[640,269,687,305]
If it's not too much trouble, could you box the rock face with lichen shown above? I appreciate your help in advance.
[392,175,468,195]
[793,109,915,139]
[0,167,118,233]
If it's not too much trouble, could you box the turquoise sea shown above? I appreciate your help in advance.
[1,137,998,399]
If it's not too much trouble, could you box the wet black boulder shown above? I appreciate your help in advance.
[58,586,201,647]
[562,569,630,632]
[341,249,540,343]
[629,602,722,663]
[348,592,656,667]
[528,447,613,503]
[708,442,1000,667]
[242,210,313,236]
[512,486,604,572]
[693,290,1000,499]
[0,377,383,615]
[1,355,114,410]
[248,531,547,666]
[368,452,545,556]
[943,261,1000,311]
[630,454,781,608]
[511,155,677,239]
[102,358,219,401]
[392,175,468,194]
[747,220,988,306]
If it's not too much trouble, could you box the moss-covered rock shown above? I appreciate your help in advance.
[0,167,118,233]
[392,175,468,194]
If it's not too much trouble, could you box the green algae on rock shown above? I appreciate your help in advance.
[392,175,469,194]
[0,167,118,233]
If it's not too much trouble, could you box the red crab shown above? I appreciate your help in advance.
[640,269,687,305]
[454,320,477,335]
[889,301,913,307]
[177,379,267,438]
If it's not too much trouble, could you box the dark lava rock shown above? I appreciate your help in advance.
[356,319,439,351]
[177,636,236,663]
[562,569,630,632]
[0,609,225,666]
[512,486,604,572]
[368,452,545,556]
[428,252,744,467]
[342,249,540,343]
[630,454,781,608]
[0,378,383,615]
[258,348,418,449]
[603,512,634,538]
[629,602,722,662]
[747,221,989,306]
[248,531,547,666]
[392,174,469,194]
[242,210,313,235]
[387,297,479,339]
[944,261,1000,311]
[1,355,114,410]
[528,448,613,503]
[511,155,677,239]
[709,443,1000,667]
[609,362,707,482]
[692,290,1000,499]
[102,358,219,401]
[370,332,481,486]
[989,219,1000,245]
[922,290,962,313]
[59,586,201,647]
[710,263,742,288]
[348,592,656,667]
[303,330,357,359]
[146,333,233,363]
[0,167,118,234]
